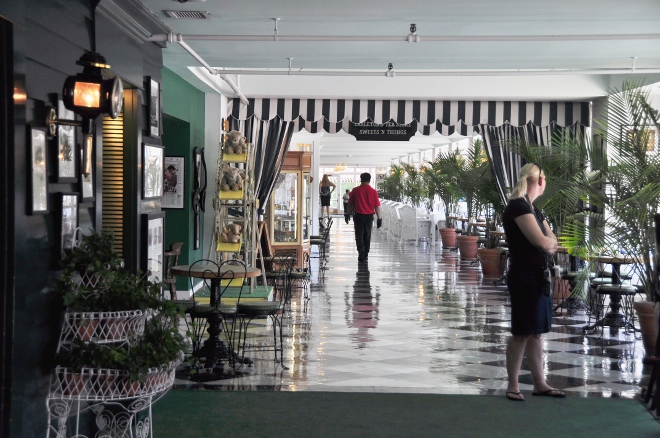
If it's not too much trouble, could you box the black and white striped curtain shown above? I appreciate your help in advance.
[229,117,295,210]
[228,98,590,136]
[479,121,589,204]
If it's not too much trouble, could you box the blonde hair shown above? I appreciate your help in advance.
[321,174,331,185]
[508,163,542,200]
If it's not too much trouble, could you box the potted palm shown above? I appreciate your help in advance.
[378,164,405,202]
[471,141,506,277]
[506,80,660,355]
[401,163,426,208]
[454,140,491,260]
[424,151,464,248]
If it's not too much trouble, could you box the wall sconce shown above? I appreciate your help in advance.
[59,52,123,175]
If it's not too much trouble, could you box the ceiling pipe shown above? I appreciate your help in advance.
[168,33,249,105]
[149,32,660,43]
[211,67,660,76]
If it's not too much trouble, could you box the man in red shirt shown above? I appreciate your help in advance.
[348,173,382,262]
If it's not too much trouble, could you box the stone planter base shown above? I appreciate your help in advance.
[634,301,657,358]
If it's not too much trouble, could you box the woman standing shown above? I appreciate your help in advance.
[503,163,564,401]
[319,174,336,223]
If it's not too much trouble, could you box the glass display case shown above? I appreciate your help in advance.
[267,151,313,268]
[272,172,298,243]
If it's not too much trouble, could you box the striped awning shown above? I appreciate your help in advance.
[228,98,591,135]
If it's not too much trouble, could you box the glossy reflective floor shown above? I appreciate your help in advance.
[176,220,648,398]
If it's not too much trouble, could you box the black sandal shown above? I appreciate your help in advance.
[506,391,525,401]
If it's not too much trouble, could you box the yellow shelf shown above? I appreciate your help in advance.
[222,153,247,162]
[219,189,244,200]
[216,242,242,252]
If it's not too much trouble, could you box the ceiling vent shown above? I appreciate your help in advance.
[164,10,211,19]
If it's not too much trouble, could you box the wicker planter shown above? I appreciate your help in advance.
[634,301,657,357]
[477,248,501,277]
[439,228,457,248]
[456,235,479,260]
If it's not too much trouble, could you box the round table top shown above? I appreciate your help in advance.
[171,264,262,279]
[591,255,640,265]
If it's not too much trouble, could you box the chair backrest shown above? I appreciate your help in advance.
[164,242,183,280]
[188,259,220,308]
[217,259,248,306]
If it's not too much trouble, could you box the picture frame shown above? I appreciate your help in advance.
[162,156,185,209]
[149,78,160,138]
[625,125,658,152]
[142,211,165,283]
[60,193,79,253]
[142,143,164,199]
[28,126,49,214]
[55,100,77,183]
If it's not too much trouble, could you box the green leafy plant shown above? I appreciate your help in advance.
[504,79,660,301]
[378,164,405,202]
[424,151,464,229]
[401,163,426,208]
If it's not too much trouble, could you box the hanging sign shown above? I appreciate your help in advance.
[348,120,417,141]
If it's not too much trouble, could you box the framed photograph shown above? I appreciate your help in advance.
[625,125,658,152]
[143,143,164,199]
[149,78,160,138]
[28,126,49,214]
[163,156,185,209]
[60,193,78,253]
[142,212,165,283]
[55,100,77,183]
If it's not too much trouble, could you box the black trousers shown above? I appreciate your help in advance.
[353,213,374,255]
[343,202,352,222]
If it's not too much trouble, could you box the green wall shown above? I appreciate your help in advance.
[162,67,206,291]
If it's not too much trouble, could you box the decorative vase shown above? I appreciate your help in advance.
[634,301,657,357]
[477,248,501,277]
[439,228,457,248]
[456,235,479,260]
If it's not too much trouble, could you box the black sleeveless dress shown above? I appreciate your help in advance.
[502,197,552,335]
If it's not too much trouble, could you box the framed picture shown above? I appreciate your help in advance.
[163,156,185,209]
[625,125,658,152]
[80,147,94,203]
[143,143,164,199]
[55,100,77,183]
[28,126,49,214]
[142,212,165,283]
[149,78,160,138]
[60,193,78,253]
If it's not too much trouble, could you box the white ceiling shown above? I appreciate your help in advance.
[137,0,660,166]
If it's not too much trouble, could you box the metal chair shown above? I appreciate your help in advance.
[236,253,294,370]
[163,242,183,300]
[187,259,247,372]
[290,251,311,304]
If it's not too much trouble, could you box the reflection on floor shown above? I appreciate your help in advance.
[175,220,647,398]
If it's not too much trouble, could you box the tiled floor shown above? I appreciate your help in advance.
[175,220,648,398]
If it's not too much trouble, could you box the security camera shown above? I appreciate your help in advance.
[410,23,417,33]
[388,63,393,71]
